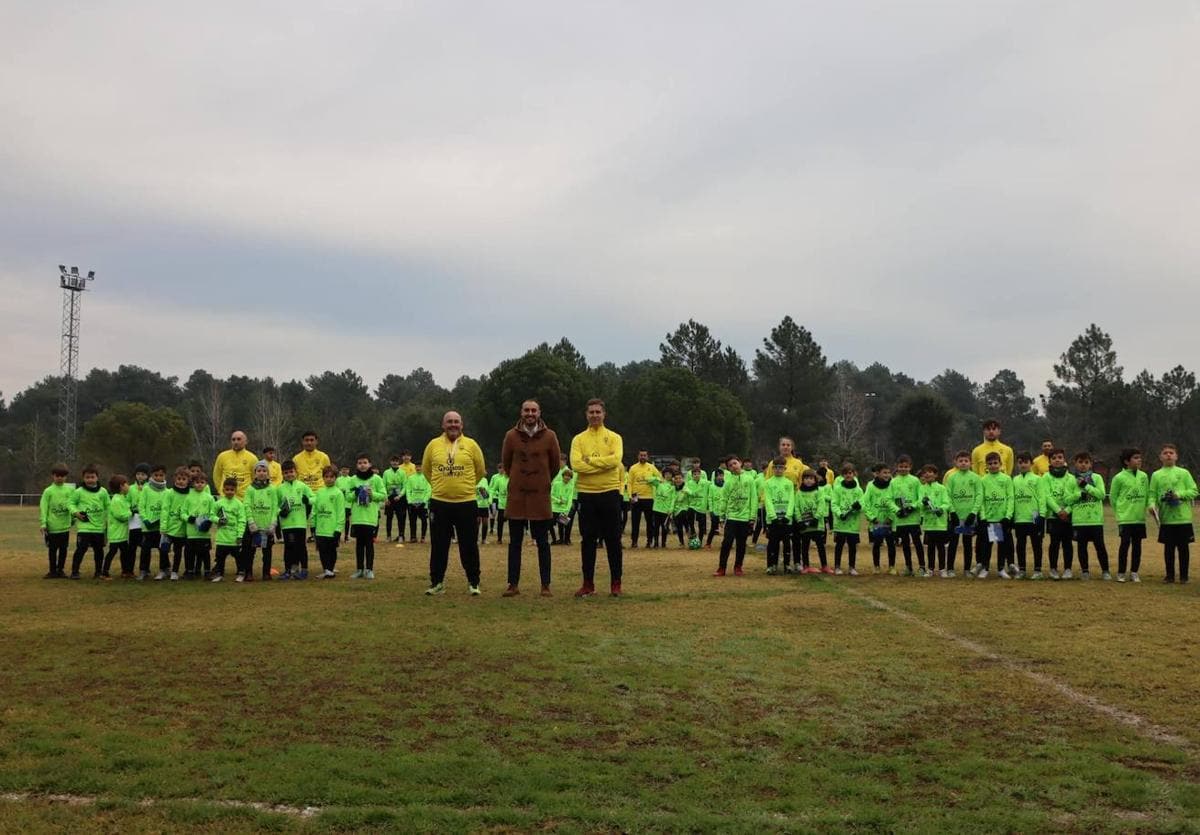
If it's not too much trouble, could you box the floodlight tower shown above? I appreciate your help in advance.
[57,265,95,464]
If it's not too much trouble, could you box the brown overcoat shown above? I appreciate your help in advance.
[501,420,562,520]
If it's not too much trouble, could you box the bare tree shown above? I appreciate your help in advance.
[250,378,290,452]
[824,373,871,447]
[186,377,228,465]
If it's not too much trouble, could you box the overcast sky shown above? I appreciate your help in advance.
[2,1,1197,403]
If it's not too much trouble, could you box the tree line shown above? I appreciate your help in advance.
[1,320,1196,492]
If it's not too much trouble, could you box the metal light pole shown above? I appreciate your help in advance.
[57,265,95,464]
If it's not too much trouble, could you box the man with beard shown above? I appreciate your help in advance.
[500,400,562,597]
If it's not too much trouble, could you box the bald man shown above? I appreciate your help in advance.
[213,430,258,499]
[421,411,487,596]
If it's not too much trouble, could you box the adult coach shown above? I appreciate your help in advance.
[212,430,258,498]
[971,418,1015,476]
[777,436,806,487]
[293,431,332,496]
[500,400,561,597]
[627,450,662,548]
[421,411,486,596]
[569,398,624,597]
[1030,439,1054,476]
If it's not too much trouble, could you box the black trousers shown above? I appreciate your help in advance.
[353,524,375,570]
[1074,526,1109,572]
[169,537,186,573]
[630,499,653,545]
[215,544,241,576]
[718,519,750,570]
[408,504,428,540]
[650,510,670,547]
[187,539,211,575]
[706,512,722,546]
[799,530,827,568]
[282,528,308,572]
[385,498,404,538]
[46,531,69,574]
[766,519,790,568]
[1015,522,1044,571]
[247,532,273,577]
[507,518,552,587]
[894,525,925,569]
[317,535,339,572]
[102,541,130,574]
[834,532,859,569]
[495,509,506,542]
[430,499,481,586]
[71,532,104,575]
[1118,525,1145,574]
[577,490,623,585]
[1047,518,1073,570]
[140,527,168,573]
[975,521,1013,571]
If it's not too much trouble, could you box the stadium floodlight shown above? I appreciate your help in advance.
[55,264,96,464]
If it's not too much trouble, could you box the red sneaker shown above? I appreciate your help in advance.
[733,566,745,576]
[712,568,726,577]
[573,583,595,598]
[821,566,835,574]
[610,582,622,597]
[803,566,821,574]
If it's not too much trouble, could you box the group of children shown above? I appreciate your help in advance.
[37,452,434,583]
[36,441,1197,588]
[684,443,1194,583]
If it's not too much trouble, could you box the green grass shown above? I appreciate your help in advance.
[1,506,1198,833]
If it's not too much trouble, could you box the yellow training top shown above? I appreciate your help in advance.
[781,454,807,488]
[293,449,332,495]
[212,449,259,498]
[627,462,663,499]
[268,460,283,486]
[1030,454,1050,476]
[971,441,1014,477]
[422,434,486,503]
[569,426,624,494]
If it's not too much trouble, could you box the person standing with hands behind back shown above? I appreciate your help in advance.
[422,411,487,596]
[570,398,625,597]
[500,399,561,597]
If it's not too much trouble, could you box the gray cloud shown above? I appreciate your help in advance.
[2,1,1197,399]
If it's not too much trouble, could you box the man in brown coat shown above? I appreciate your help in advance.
[500,399,561,597]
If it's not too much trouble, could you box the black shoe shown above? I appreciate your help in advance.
[42,571,55,579]
[69,572,81,579]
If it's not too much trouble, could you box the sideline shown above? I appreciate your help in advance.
[0,792,321,819]
[836,585,1195,753]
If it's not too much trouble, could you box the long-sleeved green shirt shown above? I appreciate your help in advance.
[793,486,827,532]
[69,485,110,534]
[831,480,865,535]
[138,481,169,531]
[349,473,386,526]
[919,481,950,531]
[1149,465,1198,526]
[862,480,896,525]
[1012,473,1045,524]
[489,473,509,510]
[890,473,922,528]
[160,486,190,538]
[180,489,216,540]
[406,473,432,505]
[551,477,576,515]
[1069,473,1106,527]
[763,475,795,521]
[39,483,74,533]
[979,472,1015,522]
[313,485,347,538]
[276,480,314,530]
[244,482,279,533]
[720,471,758,523]
[1042,470,1080,517]
[945,469,982,520]
[1109,468,1150,526]
[382,466,407,501]
[213,496,247,546]
[107,492,132,543]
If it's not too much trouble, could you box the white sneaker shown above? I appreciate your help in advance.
[834,568,843,575]
[1062,569,1074,580]
[170,571,179,581]
[351,570,364,579]
[153,571,166,581]
[1081,571,1091,580]
[849,568,859,576]
[235,574,245,583]
[939,569,948,578]
[946,570,956,578]
[1049,570,1060,580]
[1131,573,1141,583]
[323,569,335,578]
[1116,573,1126,582]
[1101,572,1112,581]
[977,568,989,579]
[211,574,223,583]
[999,568,1012,580]
[1031,571,1043,580]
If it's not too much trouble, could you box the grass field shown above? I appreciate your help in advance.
[1,505,1198,833]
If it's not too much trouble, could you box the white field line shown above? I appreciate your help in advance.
[0,792,321,818]
[841,586,1195,752]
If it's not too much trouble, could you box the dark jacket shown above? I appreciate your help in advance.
[501,420,562,520]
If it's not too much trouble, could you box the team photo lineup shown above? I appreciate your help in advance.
[37,398,1195,595]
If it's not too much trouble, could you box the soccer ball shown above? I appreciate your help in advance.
[687,537,702,550]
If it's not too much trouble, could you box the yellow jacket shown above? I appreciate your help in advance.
[422,434,486,503]
[212,449,259,499]
[293,449,332,495]
[1030,454,1050,476]
[569,426,624,494]
[268,460,283,486]
[627,462,663,499]
[971,441,1014,477]
[781,454,807,488]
